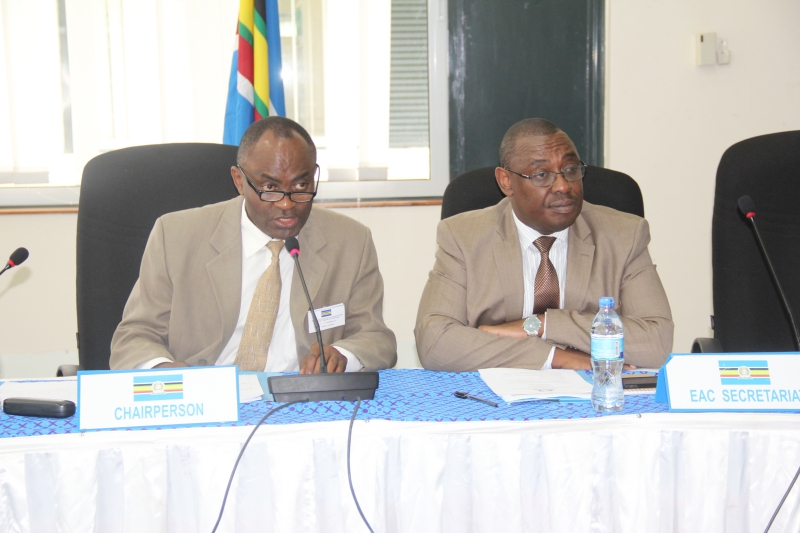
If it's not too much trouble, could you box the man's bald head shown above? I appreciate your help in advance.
[498,118,563,168]
[237,116,316,166]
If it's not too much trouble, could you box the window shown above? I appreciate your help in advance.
[0,0,448,207]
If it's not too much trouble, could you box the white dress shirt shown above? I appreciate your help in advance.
[139,202,362,372]
[512,211,569,369]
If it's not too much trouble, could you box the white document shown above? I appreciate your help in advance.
[0,379,77,404]
[307,303,345,333]
[478,368,592,403]
[238,374,264,403]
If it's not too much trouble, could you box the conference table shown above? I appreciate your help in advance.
[0,369,799,533]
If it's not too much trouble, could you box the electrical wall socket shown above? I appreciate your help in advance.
[696,32,717,66]
[717,38,731,64]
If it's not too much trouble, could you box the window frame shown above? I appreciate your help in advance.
[0,0,449,208]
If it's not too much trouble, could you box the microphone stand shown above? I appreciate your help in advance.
[745,213,800,350]
[266,239,379,402]
[739,197,800,530]
[291,252,328,373]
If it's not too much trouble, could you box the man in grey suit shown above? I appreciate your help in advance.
[110,117,396,372]
[415,118,672,372]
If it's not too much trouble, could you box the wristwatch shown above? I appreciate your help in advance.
[522,315,542,337]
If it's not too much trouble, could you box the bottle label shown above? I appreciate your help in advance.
[591,335,624,360]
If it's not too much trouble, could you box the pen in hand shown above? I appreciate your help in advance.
[454,391,499,408]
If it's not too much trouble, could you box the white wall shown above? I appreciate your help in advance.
[0,213,77,354]
[605,0,800,352]
[0,213,79,377]
[332,206,440,367]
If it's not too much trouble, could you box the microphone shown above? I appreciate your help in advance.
[0,247,29,277]
[738,195,800,350]
[265,237,379,402]
[285,237,327,373]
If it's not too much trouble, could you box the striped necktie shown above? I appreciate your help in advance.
[235,240,285,371]
[532,236,559,315]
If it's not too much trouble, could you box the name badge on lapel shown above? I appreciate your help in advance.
[308,303,346,333]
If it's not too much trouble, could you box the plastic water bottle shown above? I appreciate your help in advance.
[591,296,624,412]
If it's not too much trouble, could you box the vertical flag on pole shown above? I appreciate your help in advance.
[223,0,286,145]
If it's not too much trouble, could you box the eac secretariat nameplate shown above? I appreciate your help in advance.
[77,366,239,431]
[655,352,800,412]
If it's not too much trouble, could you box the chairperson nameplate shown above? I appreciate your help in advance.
[77,366,239,431]
[655,353,800,412]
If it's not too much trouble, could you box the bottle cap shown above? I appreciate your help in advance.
[599,296,615,307]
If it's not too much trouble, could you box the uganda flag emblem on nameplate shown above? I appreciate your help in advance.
[133,374,184,401]
[719,360,771,385]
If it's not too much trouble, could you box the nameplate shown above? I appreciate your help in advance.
[655,352,800,411]
[308,303,346,333]
[77,366,239,431]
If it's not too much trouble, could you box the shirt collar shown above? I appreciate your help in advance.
[240,201,282,258]
[511,209,570,250]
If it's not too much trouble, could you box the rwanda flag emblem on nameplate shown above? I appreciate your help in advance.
[719,360,771,385]
[133,374,184,401]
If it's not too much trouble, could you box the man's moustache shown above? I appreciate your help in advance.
[547,194,580,203]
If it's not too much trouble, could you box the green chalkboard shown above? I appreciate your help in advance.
[449,0,604,179]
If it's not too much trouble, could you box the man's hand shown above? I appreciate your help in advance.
[154,361,190,369]
[551,348,592,370]
[300,344,347,374]
[551,348,637,371]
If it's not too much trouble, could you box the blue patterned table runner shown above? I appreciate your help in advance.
[0,369,680,438]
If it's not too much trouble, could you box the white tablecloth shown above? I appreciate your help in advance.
[1,413,800,532]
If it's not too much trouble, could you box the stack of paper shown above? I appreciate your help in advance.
[238,374,265,403]
[478,368,592,403]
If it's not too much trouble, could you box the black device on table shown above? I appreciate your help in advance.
[621,375,658,389]
[3,398,76,418]
[266,237,379,402]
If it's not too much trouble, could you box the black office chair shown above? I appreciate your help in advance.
[440,165,644,219]
[61,143,240,374]
[693,131,800,353]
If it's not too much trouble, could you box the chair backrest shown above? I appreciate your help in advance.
[712,131,800,352]
[76,143,240,370]
[440,165,644,219]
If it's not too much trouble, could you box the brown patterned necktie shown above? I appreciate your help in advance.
[235,240,285,371]
[532,236,559,315]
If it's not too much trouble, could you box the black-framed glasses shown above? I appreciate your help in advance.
[503,161,587,188]
[238,164,320,203]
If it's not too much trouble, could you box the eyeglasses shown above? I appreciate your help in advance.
[503,161,587,187]
[238,164,319,203]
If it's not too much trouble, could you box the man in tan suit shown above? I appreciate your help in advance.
[415,118,672,371]
[110,117,396,372]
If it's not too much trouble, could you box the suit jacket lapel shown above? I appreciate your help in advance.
[290,208,329,338]
[207,197,244,354]
[493,201,525,320]
[565,210,595,310]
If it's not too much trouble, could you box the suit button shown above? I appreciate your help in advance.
[197,359,208,366]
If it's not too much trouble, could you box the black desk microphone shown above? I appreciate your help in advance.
[740,195,800,532]
[0,247,29,277]
[285,237,328,373]
[738,195,800,350]
[265,237,379,401]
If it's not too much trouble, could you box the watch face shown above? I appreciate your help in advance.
[523,316,541,336]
